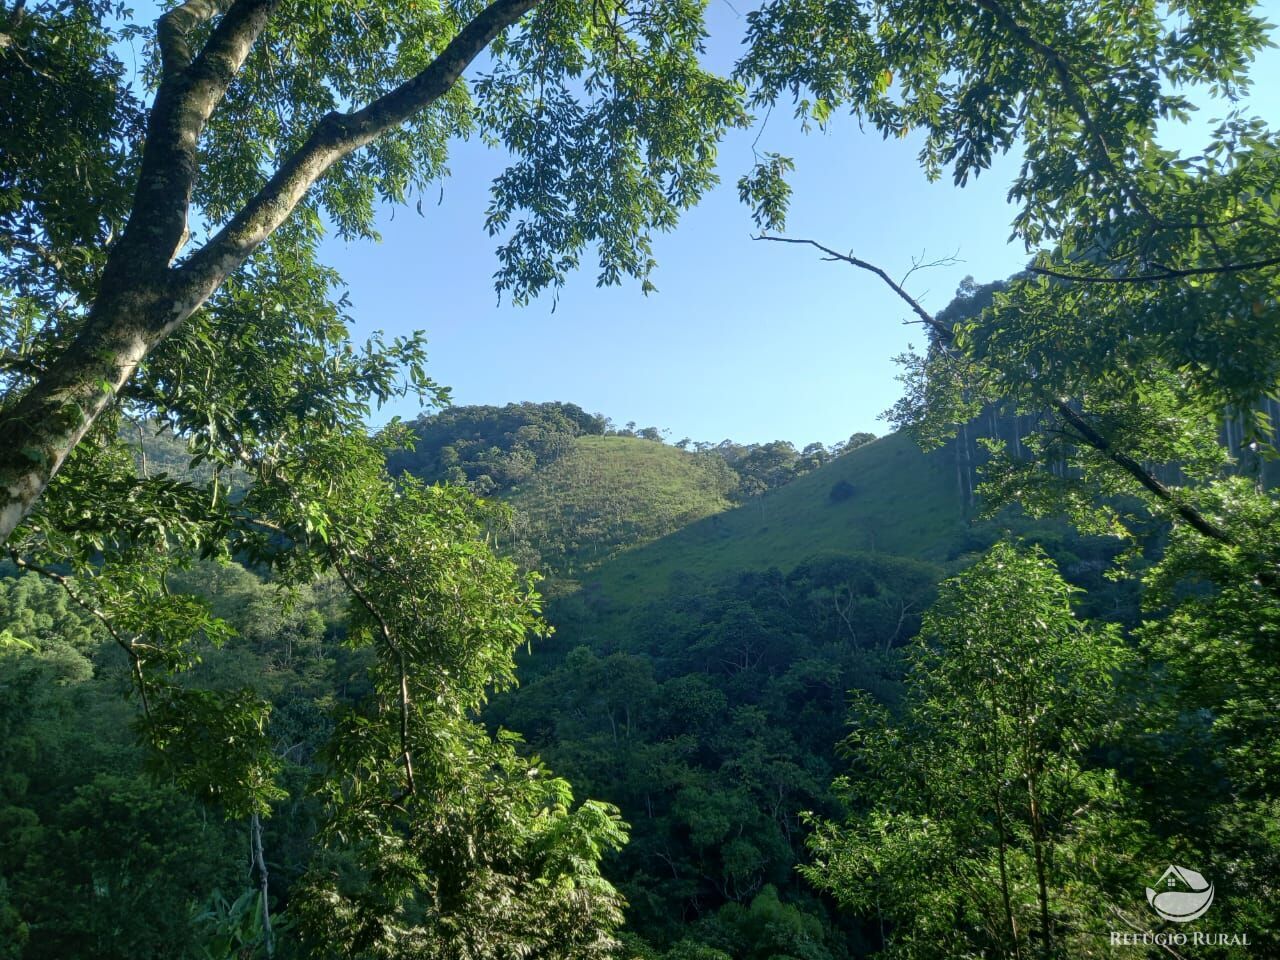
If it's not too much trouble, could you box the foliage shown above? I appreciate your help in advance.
[388,402,610,496]
[388,404,871,579]
[736,0,1268,238]
[295,720,628,959]
[0,412,631,956]
[192,889,278,960]
[266,472,631,958]
[734,0,1280,949]
[9,0,1280,955]
[804,543,1146,959]
[0,572,245,960]
[1,0,755,941]
[490,551,943,954]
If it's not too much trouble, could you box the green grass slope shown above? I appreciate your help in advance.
[578,432,974,608]
[505,435,737,578]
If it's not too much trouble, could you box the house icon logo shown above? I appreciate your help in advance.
[1146,865,1215,923]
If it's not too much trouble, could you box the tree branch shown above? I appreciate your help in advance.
[760,234,1236,546]
[120,0,279,275]
[968,0,1115,172]
[173,0,541,315]
[1029,254,1280,284]
[968,0,1158,224]
[0,0,537,547]
[1048,400,1231,542]
[756,236,951,338]
[157,0,237,77]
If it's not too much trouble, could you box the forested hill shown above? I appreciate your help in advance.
[387,401,880,581]
[99,404,1125,960]
[385,400,1068,600]
[421,405,1126,958]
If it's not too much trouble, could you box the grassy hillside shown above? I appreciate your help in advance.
[505,435,736,577]
[576,432,974,608]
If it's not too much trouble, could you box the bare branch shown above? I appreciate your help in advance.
[756,235,951,338]
[899,247,963,292]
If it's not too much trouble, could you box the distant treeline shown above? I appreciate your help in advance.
[387,401,875,504]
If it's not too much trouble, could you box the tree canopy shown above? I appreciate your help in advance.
[7,0,1280,956]
[3,0,746,947]
[0,0,747,541]
[740,1,1280,955]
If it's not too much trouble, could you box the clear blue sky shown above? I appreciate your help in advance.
[319,4,1280,448]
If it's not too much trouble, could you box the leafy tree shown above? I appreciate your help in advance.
[837,433,875,455]
[0,573,246,960]
[741,1,1280,946]
[288,479,629,957]
[0,458,633,956]
[0,0,746,537]
[387,402,609,495]
[805,543,1145,959]
[739,0,1276,551]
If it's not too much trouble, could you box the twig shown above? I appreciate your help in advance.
[899,247,963,291]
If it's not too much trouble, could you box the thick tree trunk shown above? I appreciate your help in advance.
[0,281,176,542]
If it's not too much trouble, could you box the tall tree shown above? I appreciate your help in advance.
[0,0,744,539]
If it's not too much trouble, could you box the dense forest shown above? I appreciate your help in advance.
[5,0,1280,957]
[1,397,1130,958]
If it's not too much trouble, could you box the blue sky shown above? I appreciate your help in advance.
[321,4,1280,448]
